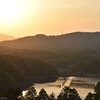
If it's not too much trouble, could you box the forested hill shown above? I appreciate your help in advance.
[0,55,57,91]
[0,32,100,50]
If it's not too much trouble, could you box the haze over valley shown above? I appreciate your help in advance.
[0,33,15,41]
[0,0,100,100]
[0,32,100,50]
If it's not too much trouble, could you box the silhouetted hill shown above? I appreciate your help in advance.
[0,55,57,90]
[0,32,100,50]
[0,33,15,41]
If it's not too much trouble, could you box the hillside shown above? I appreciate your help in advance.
[0,32,100,50]
[0,33,15,41]
[0,47,100,75]
[0,55,57,91]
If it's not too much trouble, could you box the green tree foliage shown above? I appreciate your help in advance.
[57,92,64,100]
[25,86,37,100]
[0,68,17,90]
[0,55,57,100]
[85,92,95,100]
[85,93,100,100]
[1,47,100,75]
[0,55,24,81]
[95,82,100,94]
[38,88,50,100]
[57,86,81,100]
[85,82,100,100]
[22,86,82,100]
[50,93,56,100]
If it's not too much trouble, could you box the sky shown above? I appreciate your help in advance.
[0,0,100,37]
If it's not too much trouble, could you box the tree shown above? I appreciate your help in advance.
[18,92,24,100]
[85,82,100,100]
[95,82,100,94]
[38,88,50,100]
[25,86,37,100]
[57,92,64,100]
[50,93,56,100]
[85,92,95,100]
[57,86,81,100]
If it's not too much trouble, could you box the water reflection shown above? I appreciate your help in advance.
[23,76,100,100]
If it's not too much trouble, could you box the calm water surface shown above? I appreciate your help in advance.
[23,76,100,100]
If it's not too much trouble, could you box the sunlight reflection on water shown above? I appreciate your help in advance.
[23,76,100,100]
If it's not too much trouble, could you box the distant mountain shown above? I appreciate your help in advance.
[0,33,15,41]
[0,32,100,50]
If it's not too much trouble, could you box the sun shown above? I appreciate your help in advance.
[0,0,41,25]
[0,0,21,23]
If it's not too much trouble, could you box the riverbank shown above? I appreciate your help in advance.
[22,76,100,100]
[59,72,100,78]
[19,73,100,90]
[19,75,58,90]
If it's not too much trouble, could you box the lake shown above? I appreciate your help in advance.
[23,76,100,100]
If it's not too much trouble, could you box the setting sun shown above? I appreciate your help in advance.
[0,0,19,19]
[0,0,22,24]
[0,0,100,37]
[0,0,41,25]
[0,1,100,100]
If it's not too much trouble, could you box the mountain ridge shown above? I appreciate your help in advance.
[0,33,15,42]
[0,32,100,50]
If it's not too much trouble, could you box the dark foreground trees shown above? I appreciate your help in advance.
[0,88,22,100]
[25,86,37,100]
[19,81,100,100]
[38,88,50,100]
[57,87,81,100]
[19,86,81,100]
[0,55,57,100]
[85,82,100,100]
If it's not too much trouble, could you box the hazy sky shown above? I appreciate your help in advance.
[0,0,100,37]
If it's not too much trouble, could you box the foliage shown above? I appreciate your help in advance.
[25,86,37,100]
[1,49,100,75]
[85,82,100,100]
[57,86,81,100]
[94,82,100,94]
[50,93,56,100]
[38,88,50,100]
[22,86,82,100]
[0,55,57,100]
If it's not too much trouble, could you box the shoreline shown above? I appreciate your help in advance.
[19,73,100,91]
[19,75,58,90]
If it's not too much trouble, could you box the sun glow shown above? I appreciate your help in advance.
[0,0,41,25]
[0,0,100,37]
[0,0,20,23]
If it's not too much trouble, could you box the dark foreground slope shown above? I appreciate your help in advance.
[0,32,100,50]
[0,55,57,91]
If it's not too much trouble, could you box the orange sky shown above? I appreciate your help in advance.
[0,0,100,37]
